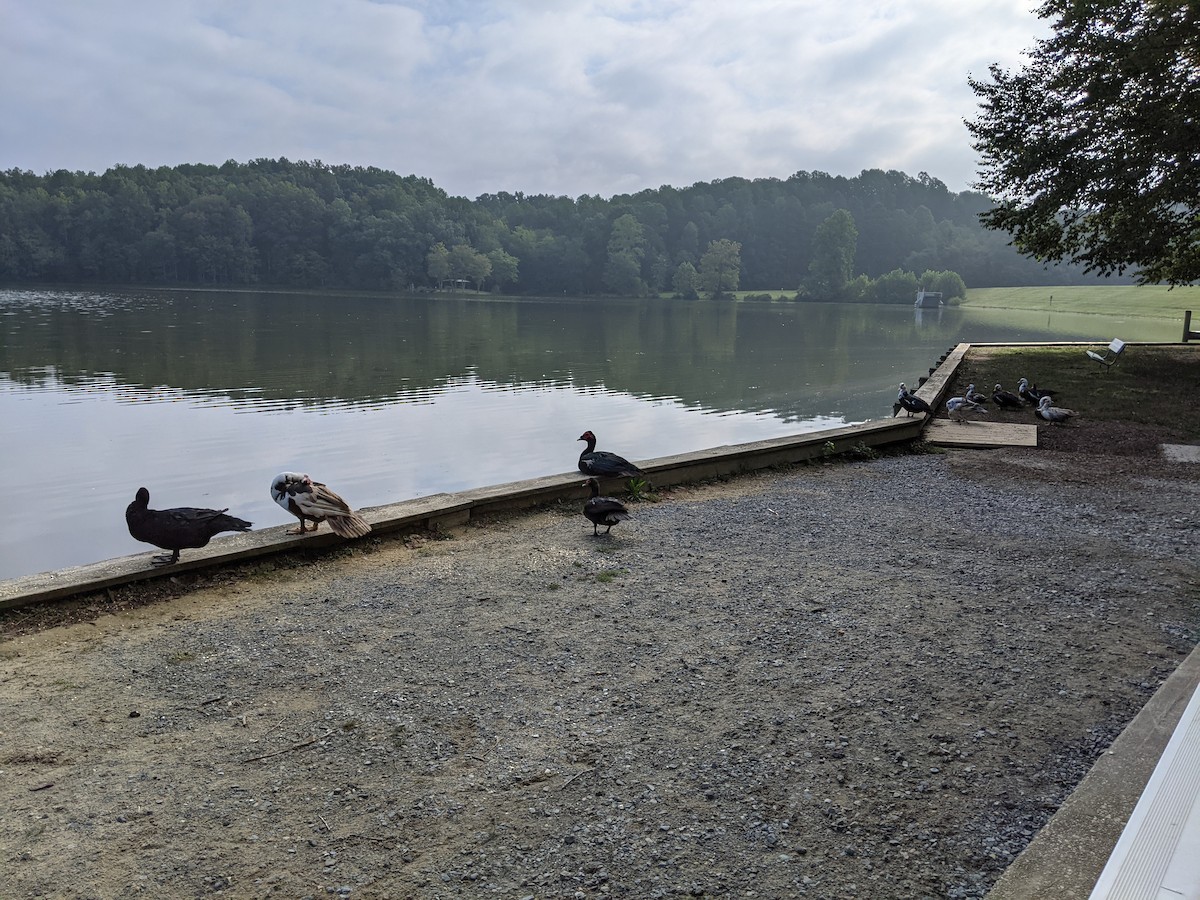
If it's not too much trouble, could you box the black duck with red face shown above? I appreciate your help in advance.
[125,487,252,566]
[577,430,645,478]
[582,478,630,536]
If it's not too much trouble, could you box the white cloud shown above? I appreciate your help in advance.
[0,0,1046,196]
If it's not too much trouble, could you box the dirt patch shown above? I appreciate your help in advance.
[3,345,1199,898]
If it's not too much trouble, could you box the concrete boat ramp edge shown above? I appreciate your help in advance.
[1,412,932,611]
[0,338,1057,611]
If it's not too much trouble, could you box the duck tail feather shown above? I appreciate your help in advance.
[328,513,372,539]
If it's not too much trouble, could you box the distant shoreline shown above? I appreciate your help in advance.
[4,281,1198,320]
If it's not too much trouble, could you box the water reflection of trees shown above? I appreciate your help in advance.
[0,290,981,419]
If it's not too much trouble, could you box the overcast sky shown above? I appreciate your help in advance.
[1,1,1046,200]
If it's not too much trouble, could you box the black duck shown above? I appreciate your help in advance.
[582,477,630,536]
[578,430,645,478]
[125,487,252,566]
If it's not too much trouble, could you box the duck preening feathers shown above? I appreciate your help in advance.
[578,430,645,478]
[946,396,988,423]
[1035,395,1079,425]
[1017,377,1056,405]
[965,383,989,405]
[893,383,933,417]
[582,478,630,536]
[992,383,1024,410]
[125,487,252,566]
[270,472,371,538]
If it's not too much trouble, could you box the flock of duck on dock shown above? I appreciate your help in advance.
[124,430,647,567]
[894,376,1077,425]
[125,378,1078,570]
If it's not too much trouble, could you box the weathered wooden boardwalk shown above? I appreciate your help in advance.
[924,419,1039,448]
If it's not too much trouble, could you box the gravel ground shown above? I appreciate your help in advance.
[1,438,1198,899]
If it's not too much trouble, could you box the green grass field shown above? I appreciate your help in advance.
[731,285,1200,318]
[963,285,1200,318]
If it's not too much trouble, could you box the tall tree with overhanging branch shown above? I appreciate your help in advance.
[966,0,1200,285]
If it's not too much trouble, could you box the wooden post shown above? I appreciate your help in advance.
[1184,310,1199,343]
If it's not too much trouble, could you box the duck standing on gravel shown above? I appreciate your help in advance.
[992,383,1024,410]
[1035,395,1079,425]
[946,396,988,424]
[125,487,253,566]
[270,472,371,538]
[577,430,645,479]
[893,383,933,417]
[582,478,630,536]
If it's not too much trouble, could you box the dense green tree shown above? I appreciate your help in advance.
[675,220,700,265]
[672,261,700,299]
[449,243,491,291]
[165,195,256,283]
[868,268,921,304]
[235,180,326,283]
[427,242,451,288]
[137,227,178,281]
[919,269,967,301]
[0,157,1124,293]
[643,248,672,294]
[486,248,519,290]
[603,253,643,296]
[807,209,858,299]
[967,0,1200,284]
[287,249,330,286]
[603,213,647,295]
[348,213,414,289]
[699,239,742,298]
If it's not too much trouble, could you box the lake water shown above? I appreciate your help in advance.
[0,287,1179,580]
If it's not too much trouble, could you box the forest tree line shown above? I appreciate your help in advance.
[0,158,1119,300]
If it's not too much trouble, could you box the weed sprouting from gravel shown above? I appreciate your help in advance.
[845,441,881,461]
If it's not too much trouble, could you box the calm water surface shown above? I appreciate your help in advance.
[0,288,1177,580]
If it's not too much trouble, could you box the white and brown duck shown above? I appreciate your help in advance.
[270,472,371,538]
[1035,395,1079,425]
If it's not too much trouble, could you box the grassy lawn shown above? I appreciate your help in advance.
[710,286,1200,320]
[963,285,1200,318]
[952,344,1200,440]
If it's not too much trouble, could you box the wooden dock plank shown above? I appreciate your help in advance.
[924,418,1039,448]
